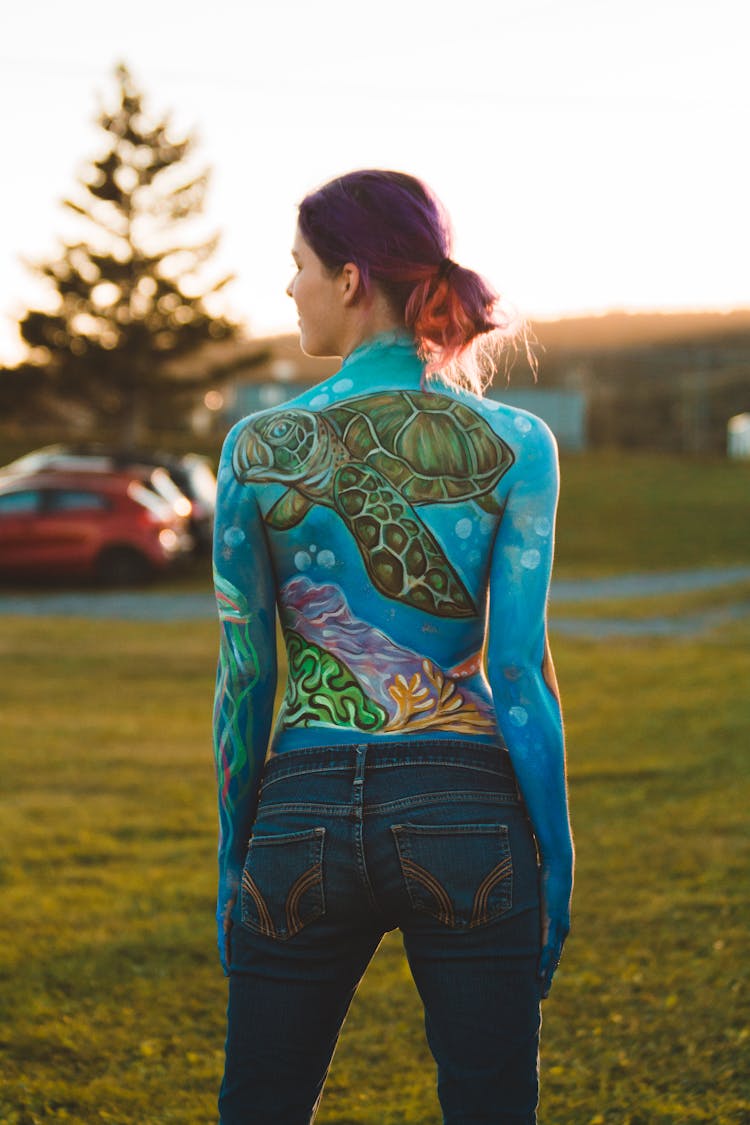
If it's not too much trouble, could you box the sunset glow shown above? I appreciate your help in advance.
[1,0,746,364]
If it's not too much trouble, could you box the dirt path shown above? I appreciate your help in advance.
[552,600,750,638]
[551,565,750,603]
[1,565,749,637]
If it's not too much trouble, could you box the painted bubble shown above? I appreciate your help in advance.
[294,551,312,571]
[223,526,246,548]
[455,517,473,540]
[333,377,353,393]
[520,549,541,570]
[485,398,501,411]
[317,549,336,568]
[534,517,552,537]
[514,416,532,434]
[479,514,495,535]
[508,706,529,727]
[309,393,329,408]
[469,550,481,564]
[309,544,317,553]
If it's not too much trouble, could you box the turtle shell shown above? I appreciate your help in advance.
[324,391,514,504]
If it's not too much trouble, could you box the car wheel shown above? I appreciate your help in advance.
[96,547,152,586]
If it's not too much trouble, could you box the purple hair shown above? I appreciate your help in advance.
[297,169,521,394]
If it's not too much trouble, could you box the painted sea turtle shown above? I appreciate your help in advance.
[232,391,515,618]
[325,392,514,507]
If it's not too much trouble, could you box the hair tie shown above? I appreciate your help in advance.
[437,257,459,281]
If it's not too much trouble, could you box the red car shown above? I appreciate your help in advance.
[0,471,193,584]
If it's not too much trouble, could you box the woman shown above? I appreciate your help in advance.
[212,169,574,1125]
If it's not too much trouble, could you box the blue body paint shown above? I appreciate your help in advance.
[212,333,573,984]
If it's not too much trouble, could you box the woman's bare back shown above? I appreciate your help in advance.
[214,334,556,754]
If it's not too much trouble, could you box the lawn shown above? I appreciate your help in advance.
[554,452,750,575]
[147,450,750,583]
[0,449,748,1123]
[2,450,748,595]
[159,450,750,583]
[0,605,747,1124]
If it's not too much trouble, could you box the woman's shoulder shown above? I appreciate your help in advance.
[221,383,327,449]
[444,386,558,464]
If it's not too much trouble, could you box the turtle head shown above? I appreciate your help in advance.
[233,409,323,484]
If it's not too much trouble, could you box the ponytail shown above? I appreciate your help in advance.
[298,170,531,396]
[405,259,520,395]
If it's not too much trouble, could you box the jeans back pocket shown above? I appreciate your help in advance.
[391,822,513,929]
[241,827,325,941]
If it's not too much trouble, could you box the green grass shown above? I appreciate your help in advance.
[1,452,748,601]
[555,452,750,575]
[1,612,748,1124]
[168,449,741,586]
[156,452,750,581]
[1,451,748,1121]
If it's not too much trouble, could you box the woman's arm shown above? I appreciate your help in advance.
[485,414,574,998]
[212,422,278,974]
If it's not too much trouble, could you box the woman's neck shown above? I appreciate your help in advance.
[342,329,415,365]
[336,290,405,359]
[307,333,444,403]
[334,332,427,393]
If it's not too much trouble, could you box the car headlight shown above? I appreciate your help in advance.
[158,528,179,551]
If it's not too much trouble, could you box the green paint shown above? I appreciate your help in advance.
[233,391,515,618]
[281,630,387,731]
[332,460,474,616]
[213,571,261,815]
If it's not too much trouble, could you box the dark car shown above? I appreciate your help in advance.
[0,471,193,584]
[155,452,217,552]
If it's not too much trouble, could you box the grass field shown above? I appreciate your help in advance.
[1,452,749,1124]
[554,453,750,576]
[160,451,750,585]
[2,448,748,588]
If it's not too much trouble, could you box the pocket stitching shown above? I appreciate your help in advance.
[391,823,513,929]
[398,854,456,927]
[241,868,275,936]
[470,853,513,927]
[285,865,323,935]
[241,827,325,941]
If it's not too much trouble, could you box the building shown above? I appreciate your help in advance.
[196,309,750,454]
[222,334,587,451]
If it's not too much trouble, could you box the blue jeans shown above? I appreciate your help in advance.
[219,740,542,1124]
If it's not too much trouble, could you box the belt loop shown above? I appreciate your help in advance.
[352,744,367,816]
[353,743,367,784]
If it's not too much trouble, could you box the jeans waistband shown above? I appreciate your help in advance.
[262,739,516,785]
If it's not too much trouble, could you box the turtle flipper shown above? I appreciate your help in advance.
[333,463,476,618]
[266,489,313,529]
[475,491,503,515]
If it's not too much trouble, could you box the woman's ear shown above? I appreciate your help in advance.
[339,262,362,307]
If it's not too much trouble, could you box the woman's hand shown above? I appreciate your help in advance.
[538,861,573,999]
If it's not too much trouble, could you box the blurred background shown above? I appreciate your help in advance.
[1,0,748,586]
[1,4,748,1124]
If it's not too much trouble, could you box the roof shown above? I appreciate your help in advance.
[0,469,136,492]
[166,308,750,389]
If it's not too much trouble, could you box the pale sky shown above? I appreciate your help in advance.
[1,0,747,364]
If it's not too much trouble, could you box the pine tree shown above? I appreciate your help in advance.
[19,63,239,446]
